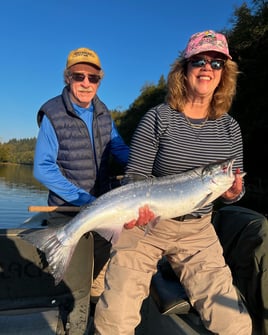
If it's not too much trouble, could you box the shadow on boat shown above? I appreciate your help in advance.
[0,214,94,334]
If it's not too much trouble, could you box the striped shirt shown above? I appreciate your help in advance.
[126,103,244,216]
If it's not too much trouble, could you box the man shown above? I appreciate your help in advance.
[34,47,129,300]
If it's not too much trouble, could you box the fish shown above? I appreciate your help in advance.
[21,156,240,285]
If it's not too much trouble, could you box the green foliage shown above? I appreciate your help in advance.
[108,76,167,175]
[0,143,10,162]
[226,0,268,180]
[0,138,36,165]
[117,75,167,144]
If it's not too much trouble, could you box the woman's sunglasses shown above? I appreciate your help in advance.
[69,72,101,84]
[189,58,226,70]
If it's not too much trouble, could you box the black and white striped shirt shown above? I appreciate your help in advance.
[126,103,244,216]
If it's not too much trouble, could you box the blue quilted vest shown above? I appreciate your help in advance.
[37,86,112,206]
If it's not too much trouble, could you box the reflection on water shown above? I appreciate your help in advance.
[0,164,46,189]
[0,164,47,228]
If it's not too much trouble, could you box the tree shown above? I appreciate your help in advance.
[227,0,268,179]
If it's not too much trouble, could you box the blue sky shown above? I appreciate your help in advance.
[0,0,250,143]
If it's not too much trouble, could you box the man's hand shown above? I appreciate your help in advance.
[124,204,155,229]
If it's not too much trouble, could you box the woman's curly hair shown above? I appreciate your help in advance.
[166,56,239,119]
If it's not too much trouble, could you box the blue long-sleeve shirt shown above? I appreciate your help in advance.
[34,103,129,206]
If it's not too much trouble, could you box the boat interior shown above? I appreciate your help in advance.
[0,206,267,335]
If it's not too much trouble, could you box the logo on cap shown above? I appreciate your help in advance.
[66,47,101,69]
[183,30,231,59]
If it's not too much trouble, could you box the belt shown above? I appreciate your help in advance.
[172,214,201,221]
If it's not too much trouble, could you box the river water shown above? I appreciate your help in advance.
[0,164,47,228]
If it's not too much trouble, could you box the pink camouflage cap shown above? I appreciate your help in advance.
[183,30,232,59]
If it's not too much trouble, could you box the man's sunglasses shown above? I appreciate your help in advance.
[69,72,101,84]
[189,58,225,70]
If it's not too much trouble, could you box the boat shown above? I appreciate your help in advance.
[0,206,267,334]
[0,211,95,334]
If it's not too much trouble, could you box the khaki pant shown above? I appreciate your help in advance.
[94,214,252,335]
[90,232,111,302]
[91,261,109,303]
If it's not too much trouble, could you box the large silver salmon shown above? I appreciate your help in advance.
[21,157,239,284]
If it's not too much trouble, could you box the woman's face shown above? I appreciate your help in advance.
[186,51,225,101]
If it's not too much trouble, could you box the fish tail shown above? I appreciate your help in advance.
[21,228,75,285]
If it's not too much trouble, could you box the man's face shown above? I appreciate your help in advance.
[67,63,101,108]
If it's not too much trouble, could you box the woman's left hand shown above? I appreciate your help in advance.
[221,168,243,201]
[124,204,155,229]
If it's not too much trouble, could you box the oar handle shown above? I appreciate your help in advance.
[28,206,81,212]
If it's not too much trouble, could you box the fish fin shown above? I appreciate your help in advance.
[20,228,75,285]
[121,172,155,185]
[192,193,214,210]
[144,216,161,235]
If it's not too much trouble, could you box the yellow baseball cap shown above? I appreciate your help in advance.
[66,47,101,69]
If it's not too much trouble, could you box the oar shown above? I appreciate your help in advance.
[28,206,81,212]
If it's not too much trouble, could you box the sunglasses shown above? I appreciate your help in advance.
[70,72,101,84]
[189,58,225,70]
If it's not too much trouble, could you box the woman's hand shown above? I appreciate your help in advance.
[124,204,155,229]
[221,168,243,201]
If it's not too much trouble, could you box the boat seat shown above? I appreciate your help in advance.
[150,258,192,315]
[213,205,268,334]
[0,223,94,334]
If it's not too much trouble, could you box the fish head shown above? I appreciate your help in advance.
[201,156,236,194]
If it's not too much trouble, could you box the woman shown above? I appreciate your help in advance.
[94,30,252,335]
